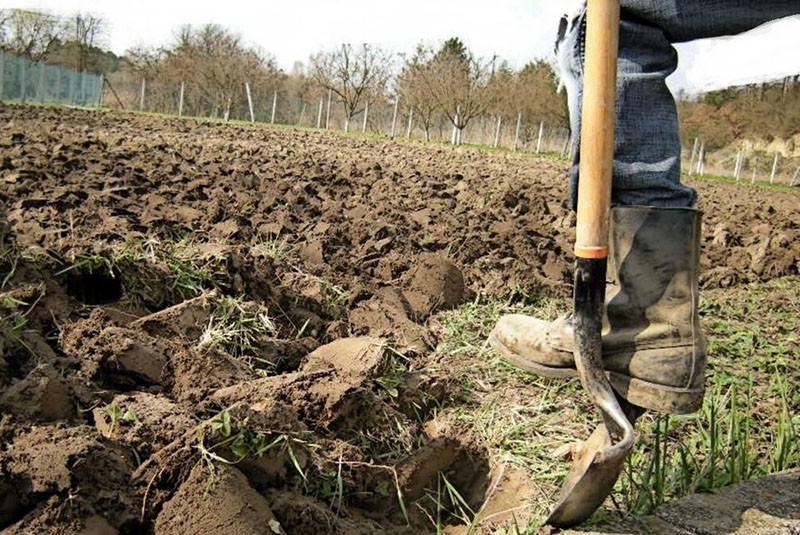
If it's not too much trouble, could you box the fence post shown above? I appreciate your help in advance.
[695,142,704,175]
[406,108,414,137]
[80,70,87,105]
[390,100,399,138]
[325,89,332,129]
[245,82,255,122]
[770,153,779,184]
[790,166,800,187]
[733,150,742,181]
[96,74,104,107]
[493,117,502,148]
[0,53,5,100]
[535,121,544,154]
[751,158,758,184]
[561,134,571,157]
[37,62,46,103]
[688,137,699,175]
[178,82,185,116]
[20,60,27,103]
[139,78,146,111]
[316,98,323,128]
[362,101,369,132]
[68,69,76,105]
[271,91,277,124]
[55,66,62,103]
[513,112,522,152]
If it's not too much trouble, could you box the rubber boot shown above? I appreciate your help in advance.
[488,206,706,414]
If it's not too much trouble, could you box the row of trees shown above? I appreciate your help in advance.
[678,78,800,150]
[1,9,568,141]
[0,8,116,72]
[122,29,567,141]
[5,9,798,153]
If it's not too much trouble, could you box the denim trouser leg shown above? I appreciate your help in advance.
[558,1,800,208]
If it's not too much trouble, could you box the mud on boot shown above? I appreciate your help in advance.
[489,206,706,414]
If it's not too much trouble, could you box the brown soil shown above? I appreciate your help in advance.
[0,103,798,534]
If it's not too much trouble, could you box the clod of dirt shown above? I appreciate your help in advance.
[1,496,119,535]
[0,363,72,422]
[170,345,254,403]
[348,287,431,353]
[265,489,415,535]
[154,463,285,535]
[211,337,387,429]
[60,310,171,387]
[3,425,138,531]
[129,290,218,340]
[95,326,169,385]
[402,253,466,320]
[395,436,462,502]
[132,400,307,508]
[92,392,196,455]
[300,336,386,378]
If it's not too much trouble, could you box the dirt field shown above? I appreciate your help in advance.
[1,103,798,534]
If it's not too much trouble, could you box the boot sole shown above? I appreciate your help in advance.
[488,332,704,414]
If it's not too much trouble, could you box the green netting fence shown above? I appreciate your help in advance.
[0,51,103,107]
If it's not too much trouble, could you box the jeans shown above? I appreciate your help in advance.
[558,1,800,208]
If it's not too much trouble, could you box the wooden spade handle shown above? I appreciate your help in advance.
[575,0,620,259]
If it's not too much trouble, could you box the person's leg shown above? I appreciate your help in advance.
[623,1,800,44]
[558,1,800,208]
[490,2,800,413]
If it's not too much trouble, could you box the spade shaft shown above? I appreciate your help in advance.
[546,0,637,528]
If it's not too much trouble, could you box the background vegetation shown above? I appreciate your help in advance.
[1,8,799,162]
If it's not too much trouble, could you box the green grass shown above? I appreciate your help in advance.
[196,409,310,488]
[686,170,800,192]
[423,277,799,532]
[53,236,229,308]
[198,295,278,374]
[253,236,295,263]
[0,240,39,358]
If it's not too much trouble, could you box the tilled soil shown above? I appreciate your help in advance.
[0,103,798,534]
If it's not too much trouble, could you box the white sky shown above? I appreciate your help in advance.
[4,0,799,94]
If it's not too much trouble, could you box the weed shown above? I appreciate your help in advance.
[103,402,138,436]
[198,295,277,374]
[166,238,226,296]
[254,236,294,263]
[425,474,477,534]
[0,292,29,356]
[196,409,309,486]
[54,253,115,277]
[319,278,347,319]
[617,278,800,516]
[115,237,228,307]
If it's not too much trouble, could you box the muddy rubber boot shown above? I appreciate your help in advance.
[488,206,706,414]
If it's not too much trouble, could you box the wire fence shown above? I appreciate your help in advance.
[2,55,797,186]
[685,137,800,187]
[0,51,103,107]
[104,75,573,155]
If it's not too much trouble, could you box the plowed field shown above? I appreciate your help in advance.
[1,103,798,534]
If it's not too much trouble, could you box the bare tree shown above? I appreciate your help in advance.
[64,12,106,71]
[396,45,440,141]
[484,61,518,121]
[309,43,393,132]
[125,24,284,119]
[0,8,61,61]
[412,38,496,145]
[515,60,568,127]
[160,24,278,120]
